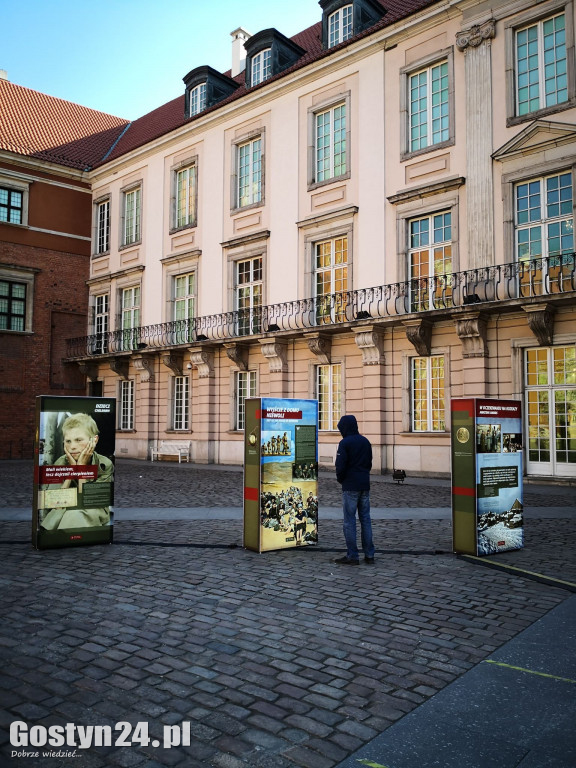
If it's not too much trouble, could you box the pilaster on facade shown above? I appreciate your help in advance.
[258,339,288,373]
[305,333,331,365]
[109,358,129,379]
[523,303,556,346]
[403,319,433,357]
[77,362,99,382]
[455,311,488,358]
[161,352,184,375]
[189,347,215,378]
[133,355,155,383]
[352,325,386,365]
[224,342,249,371]
[456,19,496,270]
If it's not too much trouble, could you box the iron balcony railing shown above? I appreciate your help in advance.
[66,253,576,359]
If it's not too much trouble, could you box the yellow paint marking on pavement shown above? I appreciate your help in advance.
[483,659,576,684]
[467,556,576,589]
[356,760,390,768]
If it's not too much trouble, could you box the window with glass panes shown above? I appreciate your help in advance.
[189,83,207,116]
[315,103,346,183]
[515,13,567,116]
[251,49,272,86]
[412,356,445,432]
[96,200,110,253]
[173,376,190,430]
[176,166,197,228]
[93,293,109,353]
[317,364,342,431]
[119,379,134,430]
[525,346,576,471]
[124,188,141,245]
[328,5,353,47]
[237,138,262,207]
[409,212,452,311]
[235,370,256,430]
[173,273,195,343]
[235,257,262,335]
[0,187,23,224]
[315,236,348,323]
[409,61,449,152]
[121,286,140,350]
[0,280,26,331]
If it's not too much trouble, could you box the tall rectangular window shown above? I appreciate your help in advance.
[173,376,190,430]
[412,356,445,432]
[317,364,342,431]
[176,166,197,228]
[315,236,348,323]
[409,61,449,152]
[251,49,272,86]
[0,187,23,225]
[516,13,567,116]
[315,103,346,183]
[121,286,140,350]
[0,280,26,331]
[96,200,110,253]
[235,257,262,335]
[328,5,353,47]
[409,211,452,311]
[237,137,262,208]
[123,187,141,245]
[173,273,195,343]
[93,293,109,354]
[120,380,134,430]
[235,370,256,430]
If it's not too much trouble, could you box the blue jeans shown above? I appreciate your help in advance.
[342,490,375,560]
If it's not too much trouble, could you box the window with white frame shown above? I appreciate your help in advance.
[92,293,109,354]
[314,102,347,184]
[119,379,134,430]
[235,257,262,335]
[251,49,272,86]
[408,211,453,312]
[172,375,190,430]
[0,279,27,331]
[409,60,449,153]
[96,199,110,254]
[123,187,141,246]
[317,363,342,431]
[315,236,348,324]
[0,186,23,225]
[237,137,262,208]
[173,272,196,343]
[412,356,445,432]
[235,370,256,430]
[515,13,568,117]
[175,165,197,229]
[189,83,207,116]
[121,286,140,350]
[328,5,353,47]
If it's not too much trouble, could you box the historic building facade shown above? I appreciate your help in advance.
[61,0,575,479]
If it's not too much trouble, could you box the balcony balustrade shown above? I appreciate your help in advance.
[66,253,576,360]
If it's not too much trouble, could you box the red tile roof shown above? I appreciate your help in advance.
[0,78,128,171]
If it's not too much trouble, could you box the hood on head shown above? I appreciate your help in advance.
[337,414,359,437]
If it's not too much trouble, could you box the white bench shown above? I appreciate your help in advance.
[150,440,191,463]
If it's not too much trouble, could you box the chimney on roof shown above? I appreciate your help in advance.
[0,70,8,81]
[230,28,251,77]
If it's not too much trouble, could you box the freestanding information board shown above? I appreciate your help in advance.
[244,397,319,553]
[32,396,116,550]
[451,398,523,556]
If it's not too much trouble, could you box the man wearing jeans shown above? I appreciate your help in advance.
[334,414,376,565]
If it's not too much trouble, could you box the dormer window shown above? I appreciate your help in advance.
[189,83,207,117]
[251,48,272,86]
[329,5,353,47]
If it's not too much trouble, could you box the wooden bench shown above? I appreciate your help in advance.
[150,440,191,463]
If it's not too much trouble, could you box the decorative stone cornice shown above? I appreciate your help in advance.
[455,312,488,358]
[456,19,496,51]
[523,303,555,346]
[259,339,288,373]
[77,362,99,382]
[352,326,385,365]
[403,319,433,357]
[224,342,249,371]
[109,358,129,379]
[133,355,155,383]
[305,333,331,365]
[189,348,215,378]
[161,352,184,375]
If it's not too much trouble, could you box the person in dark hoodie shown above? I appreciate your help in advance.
[334,414,376,565]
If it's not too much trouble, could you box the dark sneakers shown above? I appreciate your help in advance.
[364,557,375,564]
[333,556,359,565]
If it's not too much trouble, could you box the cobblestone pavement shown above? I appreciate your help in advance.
[1,460,575,768]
